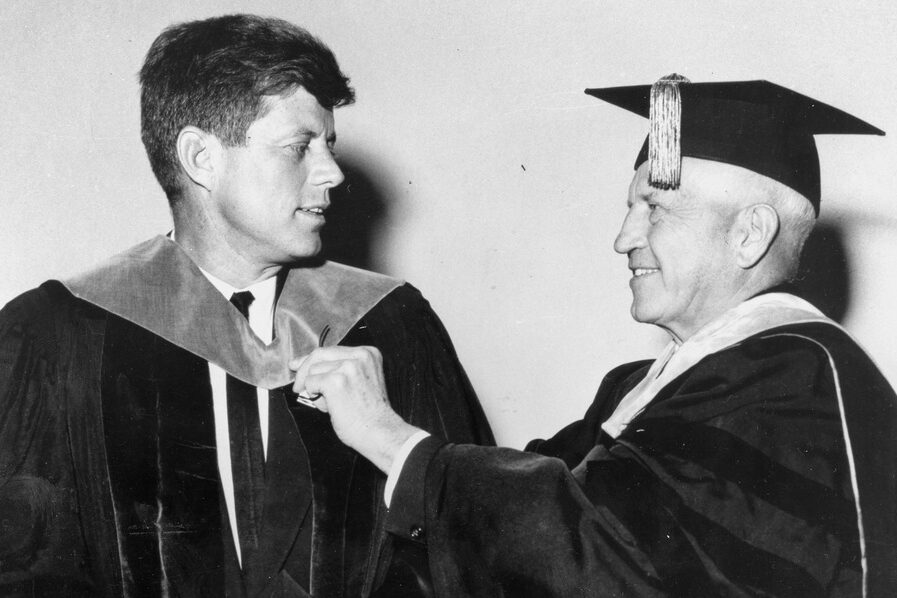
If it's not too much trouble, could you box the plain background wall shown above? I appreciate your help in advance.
[2,1,896,447]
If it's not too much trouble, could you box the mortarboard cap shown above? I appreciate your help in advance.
[585,75,884,215]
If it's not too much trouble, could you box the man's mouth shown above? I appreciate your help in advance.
[298,207,326,216]
[632,267,660,278]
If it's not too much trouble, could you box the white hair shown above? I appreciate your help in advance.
[731,169,816,280]
[679,158,817,280]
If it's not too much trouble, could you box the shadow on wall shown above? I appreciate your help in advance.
[793,221,850,323]
[320,157,390,272]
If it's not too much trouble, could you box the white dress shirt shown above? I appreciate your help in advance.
[384,430,431,507]
[198,267,278,566]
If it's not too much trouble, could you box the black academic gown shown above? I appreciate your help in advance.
[388,320,897,597]
[0,277,493,597]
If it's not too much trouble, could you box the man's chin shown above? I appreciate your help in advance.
[280,245,324,267]
[629,300,659,326]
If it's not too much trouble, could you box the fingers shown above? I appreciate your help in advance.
[284,345,402,470]
[290,346,383,397]
[303,361,362,399]
[298,394,329,413]
[289,345,381,371]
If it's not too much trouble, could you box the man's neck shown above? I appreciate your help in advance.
[171,225,282,289]
[668,271,788,344]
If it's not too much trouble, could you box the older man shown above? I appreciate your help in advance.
[0,14,492,597]
[294,77,897,596]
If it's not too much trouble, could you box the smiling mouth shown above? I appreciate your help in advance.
[298,207,326,216]
[632,268,660,278]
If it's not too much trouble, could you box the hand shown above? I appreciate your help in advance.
[290,346,421,473]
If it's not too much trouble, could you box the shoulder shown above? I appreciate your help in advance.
[655,320,893,424]
[755,320,877,367]
[372,283,430,311]
[696,321,856,384]
[726,320,882,389]
[1,281,105,352]
[344,282,459,355]
[749,321,897,416]
[2,281,71,334]
[334,276,456,357]
[361,282,437,327]
[0,283,71,374]
[309,262,431,319]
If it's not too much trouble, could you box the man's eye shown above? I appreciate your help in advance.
[290,144,309,158]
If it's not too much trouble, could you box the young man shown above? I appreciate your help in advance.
[295,77,896,596]
[0,14,492,597]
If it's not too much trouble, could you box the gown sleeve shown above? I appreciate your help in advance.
[387,330,887,597]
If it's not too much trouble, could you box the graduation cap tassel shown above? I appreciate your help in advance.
[648,73,690,190]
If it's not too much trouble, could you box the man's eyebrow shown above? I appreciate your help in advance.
[287,127,336,144]
[627,188,658,207]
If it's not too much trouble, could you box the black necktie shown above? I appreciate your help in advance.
[227,291,265,568]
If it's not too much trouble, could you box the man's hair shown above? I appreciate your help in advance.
[769,180,816,259]
[743,169,816,281]
[140,14,355,203]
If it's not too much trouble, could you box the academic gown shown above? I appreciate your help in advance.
[0,237,494,597]
[388,316,897,596]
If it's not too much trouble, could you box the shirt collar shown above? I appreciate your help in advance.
[198,266,278,312]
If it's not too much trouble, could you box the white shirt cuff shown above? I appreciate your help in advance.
[383,430,431,507]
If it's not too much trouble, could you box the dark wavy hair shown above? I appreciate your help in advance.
[139,14,355,203]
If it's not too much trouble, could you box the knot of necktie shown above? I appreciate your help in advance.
[230,291,255,320]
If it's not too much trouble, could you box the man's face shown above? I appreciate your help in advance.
[211,86,344,266]
[613,158,747,342]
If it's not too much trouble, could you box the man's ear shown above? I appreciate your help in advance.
[175,126,220,192]
[734,203,780,269]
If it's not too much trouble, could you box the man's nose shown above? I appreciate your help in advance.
[613,209,646,255]
[315,151,345,189]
